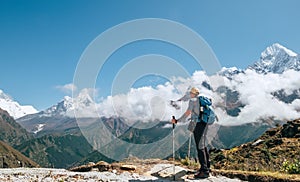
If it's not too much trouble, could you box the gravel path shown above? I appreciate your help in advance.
[0,168,245,182]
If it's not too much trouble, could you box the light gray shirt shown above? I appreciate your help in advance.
[178,98,200,122]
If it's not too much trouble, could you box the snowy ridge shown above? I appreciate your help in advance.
[261,43,297,57]
[218,67,243,78]
[0,89,37,119]
[248,43,300,74]
[42,96,74,117]
[40,89,97,118]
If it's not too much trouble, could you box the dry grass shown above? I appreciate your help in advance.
[213,169,300,182]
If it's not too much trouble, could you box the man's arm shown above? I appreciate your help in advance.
[171,110,191,123]
[171,100,193,123]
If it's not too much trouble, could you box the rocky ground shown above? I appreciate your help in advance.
[0,167,243,182]
[0,158,243,182]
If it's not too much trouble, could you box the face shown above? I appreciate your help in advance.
[190,92,197,98]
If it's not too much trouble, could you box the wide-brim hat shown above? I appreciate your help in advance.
[190,87,199,95]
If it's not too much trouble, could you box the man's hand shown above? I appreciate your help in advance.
[171,116,177,124]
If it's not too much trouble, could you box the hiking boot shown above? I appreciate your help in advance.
[194,171,209,179]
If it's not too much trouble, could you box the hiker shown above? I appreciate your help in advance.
[171,87,210,179]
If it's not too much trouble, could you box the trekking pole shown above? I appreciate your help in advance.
[188,132,192,159]
[172,116,176,181]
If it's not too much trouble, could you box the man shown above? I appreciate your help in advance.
[171,87,210,178]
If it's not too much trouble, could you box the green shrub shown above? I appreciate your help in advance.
[180,157,189,166]
[180,157,199,168]
[281,159,300,174]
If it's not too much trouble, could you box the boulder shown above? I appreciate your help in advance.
[95,161,110,172]
[151,164,187,180]
[120,164,137,171]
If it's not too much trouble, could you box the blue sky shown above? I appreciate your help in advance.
[0,0,300,110]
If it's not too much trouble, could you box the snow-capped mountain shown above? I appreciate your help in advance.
[41,96,74,117]
[248,43,300,74]
[16,89,98,135]
[40,90,97,118]
[218,67,244,79]
[0,89,37,119]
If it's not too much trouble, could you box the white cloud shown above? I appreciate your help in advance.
[97,83,185,124]
[220,69,300,125]
[72,69,300,125]
[56,83,77,95]
[93,71,219,124]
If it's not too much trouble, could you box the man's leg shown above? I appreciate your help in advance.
[204,147,210,170]
[193,122,209,173]
[202,126,210,171]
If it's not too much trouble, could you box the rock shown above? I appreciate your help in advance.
[69,163,94,172]
[120,164,137,171]
[151,164,187,180]
[95,161,110,172]
[281,122,299,138]
[252,139,264,146]
[91,168,99,172]
[88,162,95,165]
[265,138,283,148]
[266,129,277,136]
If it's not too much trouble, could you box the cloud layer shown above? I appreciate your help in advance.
[72,69,300,125]
[222,69,300,124]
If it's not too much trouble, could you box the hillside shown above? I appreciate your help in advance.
[0,108,33,146]
[0,140,37,168]
[211,119,300,172]
[15,133,94,168]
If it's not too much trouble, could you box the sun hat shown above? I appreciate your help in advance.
[190,87,199,95]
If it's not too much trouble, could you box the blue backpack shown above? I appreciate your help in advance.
[198,96,217,124]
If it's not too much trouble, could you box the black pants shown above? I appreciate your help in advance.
[193,121,210,172]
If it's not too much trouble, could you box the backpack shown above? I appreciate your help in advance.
[198,96,217,124]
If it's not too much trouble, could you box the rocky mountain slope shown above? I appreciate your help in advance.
[211,119,300,172]
[15,133,94,168]
[0,108,33,146]
[0,140,37,168]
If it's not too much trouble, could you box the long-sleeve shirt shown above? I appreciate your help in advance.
[178,98,200,122]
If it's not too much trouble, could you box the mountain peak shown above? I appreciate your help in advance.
[0,90,11,101]
[0,89,37,119]
[39,90,97,118]
[261,43,297,59]
[248,43,300,74]
[75,90,94,107]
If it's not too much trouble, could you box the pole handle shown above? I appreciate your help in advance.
[172,116,176,129]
